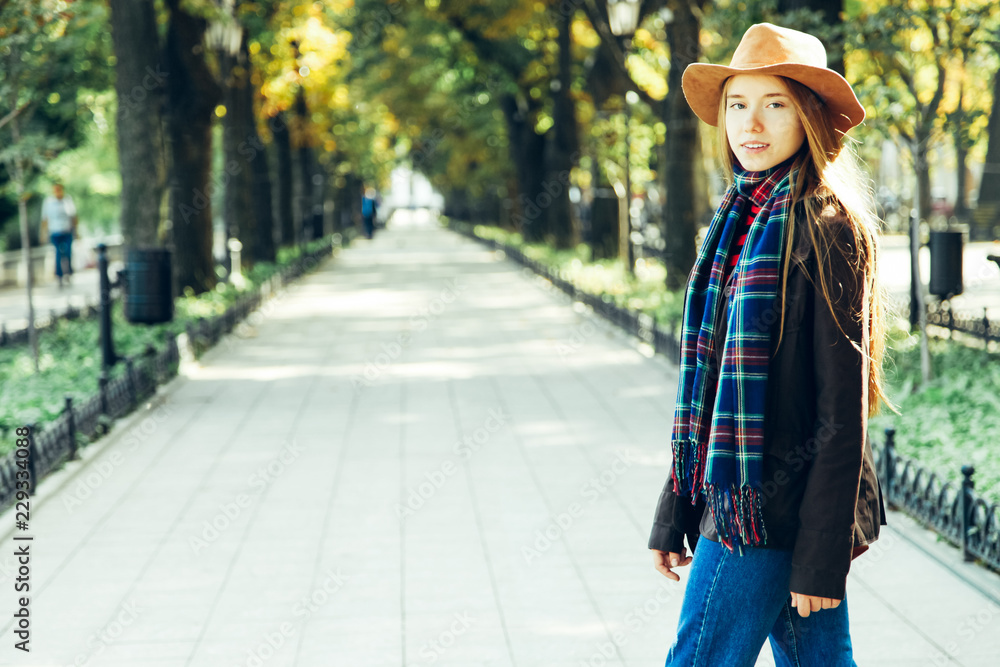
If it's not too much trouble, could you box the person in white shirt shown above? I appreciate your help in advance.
[40,182,78,287]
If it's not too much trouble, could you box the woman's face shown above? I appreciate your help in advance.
[725,74,806,172]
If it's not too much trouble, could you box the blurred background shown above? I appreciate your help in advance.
[1,1,1000,665]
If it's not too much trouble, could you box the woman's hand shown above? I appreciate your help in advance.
[652,548,692,581]
[789,591,841,618]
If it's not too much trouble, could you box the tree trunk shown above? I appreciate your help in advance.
[295,142,315,242]
[546,4,578,249]
[976,66,1000,236]
[663,0,704,290]
[954,125,968,222]
[164,0,220,295]
[293,90,312,244]
[590,124,620,260]
[108,0,165,247]
[335,172,362,238]
[4,42,39,371]
[500,94,547,243]
[272,111,295,246]
[305,148,325,242]
[218,29,257,270]
[445,187,472,220]
[950,53,973,223]
[331,165,348,234]
[242,50,276,263]
[252,142,277,263]
[914,131,932,225]
[11,113,38,371]
[980,68,1000,203]
[519,129,548,243]
[314,155,328,241]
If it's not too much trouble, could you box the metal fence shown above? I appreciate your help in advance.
[0,335,180,511]
[924,301,1000,343]
[874,429,1000,572]
[450,219,1000,573]
[0,237,336,512]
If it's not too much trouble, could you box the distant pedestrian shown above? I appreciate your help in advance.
[40,182,78,287]
[648,23,889,666]
[362,186,378,239]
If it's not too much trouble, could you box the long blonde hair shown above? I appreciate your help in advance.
[717,75,891,417]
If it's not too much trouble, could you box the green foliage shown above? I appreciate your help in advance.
[0,303,160,453]
[0,0,115,225]
[844,0,999,220]
[41,90,122,237]
[871,327,1000,505]
[347,0,515,196]
[703,0,839,66]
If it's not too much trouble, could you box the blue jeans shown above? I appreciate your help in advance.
[50,231,74,278]
[665,537,856,667]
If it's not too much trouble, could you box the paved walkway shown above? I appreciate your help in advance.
[1,212,999,666]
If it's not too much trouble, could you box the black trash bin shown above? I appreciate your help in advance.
[928,230,963,298]
[123,247,174,324]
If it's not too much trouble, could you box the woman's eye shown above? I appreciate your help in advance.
[767,102,785,109]
[729,102,746,110]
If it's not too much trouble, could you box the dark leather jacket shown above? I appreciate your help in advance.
[648,206,887,601]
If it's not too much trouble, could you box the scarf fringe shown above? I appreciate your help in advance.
[670,438,704,504]
[707,483,768,554]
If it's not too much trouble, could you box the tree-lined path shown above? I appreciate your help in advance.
[1,213,998,666]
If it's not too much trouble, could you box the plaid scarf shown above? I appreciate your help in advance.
[670,159,795,554]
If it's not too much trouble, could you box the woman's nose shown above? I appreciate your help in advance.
[743,110,763,133]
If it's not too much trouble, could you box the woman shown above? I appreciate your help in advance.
[647,23,889,666]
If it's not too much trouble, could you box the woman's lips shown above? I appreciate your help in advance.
[741,142,769,154]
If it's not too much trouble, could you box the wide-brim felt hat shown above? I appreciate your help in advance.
[681,23,865,137]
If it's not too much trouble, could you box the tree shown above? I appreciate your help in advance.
[853,4,949,226]
[579,0,708,284]
[0,0,112,370]
[937,1,995,225]
[108,0,166,247]
[244,43,277,263]
[777,0,845,74]
[231,0,291,250]
[345,0,586,246]
[977,58,1000,236]
[847,1,997,382]
[164,0,222,294]
[662,0,705,290]
[546,1,578,249]
[272,111,295,244]
[252,1,363,242]
[291,79,317,245]
[970,16,1000,238]
[440,3,562,245]
[217,22,267,266]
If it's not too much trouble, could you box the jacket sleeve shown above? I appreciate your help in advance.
[789,223,870,601]
[648,465,705,554]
